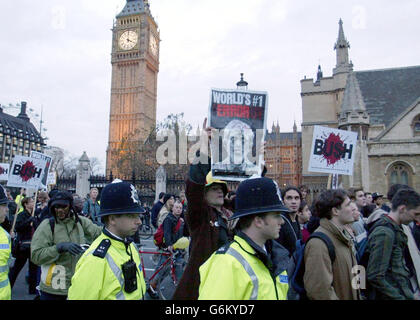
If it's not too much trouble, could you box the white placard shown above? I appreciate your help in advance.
[0,163,9,181]
[308,125,358,176]
[7,155,47,189]
[47,171,57,186]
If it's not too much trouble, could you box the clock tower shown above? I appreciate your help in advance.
[106,0,160,176]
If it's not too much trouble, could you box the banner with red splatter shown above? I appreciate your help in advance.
[0,163,10,181]
[308,126,358,176]
[6,155,47,189]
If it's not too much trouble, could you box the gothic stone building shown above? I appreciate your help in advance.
[106,0,160,176]
[301,19,420,199]
[264,122,302,188]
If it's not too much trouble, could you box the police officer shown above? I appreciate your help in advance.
[68,181,146,300]
[0,185,12,300]
[198,177,291,300]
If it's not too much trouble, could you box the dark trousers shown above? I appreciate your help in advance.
[9,248,38,293]
[40,291,67,300]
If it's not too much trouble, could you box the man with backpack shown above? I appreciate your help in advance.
[148,200,186,298]
[31,191,102,300]
[365,188,420,300]
[302,189,360,300]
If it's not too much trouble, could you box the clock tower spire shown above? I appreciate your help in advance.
[106,0,160,176]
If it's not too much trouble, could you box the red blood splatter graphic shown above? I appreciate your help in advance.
[20,161,36,182]
[322,133,344,166]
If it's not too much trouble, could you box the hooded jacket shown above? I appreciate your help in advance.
[303,218,360,300]
[31,209,102,296]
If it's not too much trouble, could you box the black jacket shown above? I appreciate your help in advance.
[162,212,184,247]
[275,212,302,256]
[151,201,164,229]
[15,209,36,242]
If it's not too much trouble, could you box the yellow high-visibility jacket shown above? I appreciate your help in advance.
[199,235,289,300]
[15,195,25,214]
[68,231,146,300]
[0,226,12,300]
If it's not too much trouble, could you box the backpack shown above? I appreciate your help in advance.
[153,218,182,248]
[290,232,336,299]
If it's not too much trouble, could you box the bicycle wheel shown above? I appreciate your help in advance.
[139,225,154,240]
[158,272,177,300]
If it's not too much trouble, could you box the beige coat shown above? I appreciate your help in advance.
[304,218,360,300]
[157,205,170,227]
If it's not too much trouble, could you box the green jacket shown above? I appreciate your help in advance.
[366,215,414,300]
[31,215,102,296]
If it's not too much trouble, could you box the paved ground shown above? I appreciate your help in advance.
[11,236,162,300]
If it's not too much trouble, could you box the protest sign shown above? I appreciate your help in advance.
[0,163,9,181]
[208,88,268,181]
[7,155,47,189]
[30,151,52,189]
[47,171,57,186]
[308,125,358,176]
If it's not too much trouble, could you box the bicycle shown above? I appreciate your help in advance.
[139,237,189,300]
[138,215,154,240]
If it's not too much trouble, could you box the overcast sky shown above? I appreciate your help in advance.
[0,0,419,174]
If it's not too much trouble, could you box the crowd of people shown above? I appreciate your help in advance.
[0,125,419,300]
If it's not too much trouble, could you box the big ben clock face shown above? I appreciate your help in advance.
[149,34,158,57]
[119,30,138,50]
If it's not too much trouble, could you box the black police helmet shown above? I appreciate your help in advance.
[230,177,290,220]
[99,181,145,217]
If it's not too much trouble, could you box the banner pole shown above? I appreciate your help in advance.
[31,189,38,217]
[10,202,20,239]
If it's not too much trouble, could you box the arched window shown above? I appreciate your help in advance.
[388,162,411,186]
[412,114,420,136]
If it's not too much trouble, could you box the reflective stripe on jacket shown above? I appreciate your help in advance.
[0,226,11,300]
[198,235,288,300]
[68,233,146,300]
